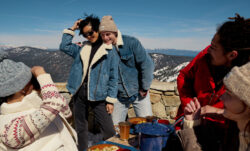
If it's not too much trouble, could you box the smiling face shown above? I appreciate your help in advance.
[82,24,99,43]
[100,31,117,45]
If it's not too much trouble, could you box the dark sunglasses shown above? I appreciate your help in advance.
[83,30,94,38]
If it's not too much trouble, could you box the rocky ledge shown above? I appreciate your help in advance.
[55,79,181,124]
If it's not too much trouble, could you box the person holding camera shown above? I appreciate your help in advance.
[0,53,77,151]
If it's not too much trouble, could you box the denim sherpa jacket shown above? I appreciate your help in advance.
[59,29,119,103]
[116,31,154,97]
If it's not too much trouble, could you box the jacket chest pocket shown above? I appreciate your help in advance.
[120,53,135,67]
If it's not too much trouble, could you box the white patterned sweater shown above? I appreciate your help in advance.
[0,74,78,151]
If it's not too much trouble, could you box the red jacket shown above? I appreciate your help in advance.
[177,45,225,124]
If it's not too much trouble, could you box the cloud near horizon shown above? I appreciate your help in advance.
[138,36,211,51]
[0,33,211,51]
[0,33,81,49]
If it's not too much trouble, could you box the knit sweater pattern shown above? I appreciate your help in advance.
[0,74,77,151]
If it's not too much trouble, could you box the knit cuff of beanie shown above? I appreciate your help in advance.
[63,29,75,36]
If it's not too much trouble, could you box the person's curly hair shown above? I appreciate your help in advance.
[217,13,250,67]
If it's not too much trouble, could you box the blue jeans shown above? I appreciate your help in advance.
[112,93,153,125]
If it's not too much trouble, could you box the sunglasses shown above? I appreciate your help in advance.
[83,30,94,38]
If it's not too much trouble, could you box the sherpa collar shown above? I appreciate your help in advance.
[80,41,113,83]
[116,30,123,46]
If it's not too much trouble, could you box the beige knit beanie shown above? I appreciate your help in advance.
[223,62,250,107]
[99,15,118,32]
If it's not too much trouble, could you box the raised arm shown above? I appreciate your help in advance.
[177,98,202,151]
[0,67,71,149]
[59,20,82,58]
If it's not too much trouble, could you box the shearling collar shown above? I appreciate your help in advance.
[116,30,123,47]
[80,41,113,83]
[0,91,41,115]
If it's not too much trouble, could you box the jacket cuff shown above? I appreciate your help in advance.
[106,96,118,104]
[63,29,75,36]
[37,74,53,86]
[183,118,201,129]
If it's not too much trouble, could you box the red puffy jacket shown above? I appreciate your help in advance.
[176,45,225,124]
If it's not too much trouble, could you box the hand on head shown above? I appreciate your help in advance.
[70,19,83,31]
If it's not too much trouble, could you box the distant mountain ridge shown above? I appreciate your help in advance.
[4,46,73,82]
[2,46,194,82]
[147,48,199,57]
[0,45,16,51]
[1,45,198,57]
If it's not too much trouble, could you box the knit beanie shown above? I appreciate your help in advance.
[99,15,118,33]
[223,62,250,107]
[0,52,32,97]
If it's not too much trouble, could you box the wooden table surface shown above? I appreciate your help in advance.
[106,134,139,148]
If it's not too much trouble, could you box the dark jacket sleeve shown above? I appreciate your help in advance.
[131,37,154,91]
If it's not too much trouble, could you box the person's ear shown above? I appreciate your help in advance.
[228,50,238,60]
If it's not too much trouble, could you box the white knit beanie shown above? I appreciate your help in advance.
[223,62,250,107]
[99,15,118,33]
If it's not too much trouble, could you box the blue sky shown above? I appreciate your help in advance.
[0,0,249,50]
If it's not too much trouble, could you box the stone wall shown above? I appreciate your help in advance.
[55,79,181,124]
[127,80,180,123]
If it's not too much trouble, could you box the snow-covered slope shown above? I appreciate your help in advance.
[150,53,192,82]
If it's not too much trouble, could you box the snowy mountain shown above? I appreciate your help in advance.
[0,45,16,51]
[3,46,73,82]
[149,53,192,82]
[153,62,190,82]
[2,46,194,82]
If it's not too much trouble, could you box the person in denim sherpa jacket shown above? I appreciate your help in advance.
[59,15,119,151]
[99,16,155,125]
